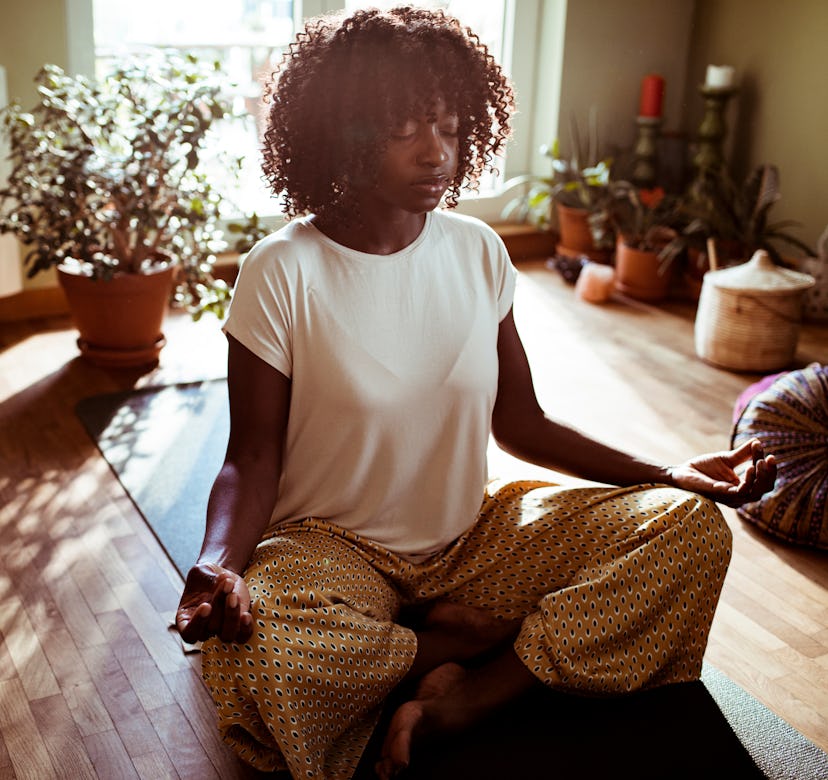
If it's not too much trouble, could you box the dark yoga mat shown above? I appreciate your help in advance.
[76,381,828,780]
[76,379,230,577]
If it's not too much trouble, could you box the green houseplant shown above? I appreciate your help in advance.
[501,111,614,262]
[592,181,689,302]
[0,52,233,366]
[684,163,814,268]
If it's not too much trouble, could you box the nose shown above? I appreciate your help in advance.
[417,124,450,166]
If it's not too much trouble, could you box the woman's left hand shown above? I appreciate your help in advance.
[667,438,777,508]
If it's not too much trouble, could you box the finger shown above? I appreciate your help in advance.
[219,591,243,643]
[178,601,212,644]
[238,612,254,644]
[724,438,760,467]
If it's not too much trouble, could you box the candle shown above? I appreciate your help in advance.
[639,74,665,118]
[705,64,736,89]
[576,262,615,303]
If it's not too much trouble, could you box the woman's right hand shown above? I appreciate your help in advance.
[176,562,254,645]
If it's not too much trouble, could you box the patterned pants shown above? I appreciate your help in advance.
[201,481,732,779]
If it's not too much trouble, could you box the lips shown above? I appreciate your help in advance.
[411,175,449,194]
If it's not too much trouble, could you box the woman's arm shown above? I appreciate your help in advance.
[176,334,291,644]
[492,308,775,505]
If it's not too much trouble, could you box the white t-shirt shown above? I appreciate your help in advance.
[224,209,517,559]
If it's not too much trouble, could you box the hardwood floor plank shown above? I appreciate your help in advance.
[83,729,140,780]
[724,576,828,658]
[0,678,56,778]
[149,702,220,780]
[164,666,252,778]
[41,627,91,689]
[63,679,115,738]
[97,610,176,713]
[0,597,60,700]
[131,750,180,779]
[112,581,189,676]
[45,564,108,650]
[30,693,97,779]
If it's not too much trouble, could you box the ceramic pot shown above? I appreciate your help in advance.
[555,202,611,264]
[613,236,672,302]
[58,263,175,367]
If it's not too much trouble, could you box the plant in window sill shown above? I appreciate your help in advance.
[0,52,238,365]
[501,113,615,263]
[226,212,273,256]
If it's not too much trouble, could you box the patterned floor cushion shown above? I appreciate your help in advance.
[731,363,828,550]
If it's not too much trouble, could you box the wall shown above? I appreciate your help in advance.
[553,0,695,170]
[0,0,70,292]
[0,0,68,107]
[685,0,828,251]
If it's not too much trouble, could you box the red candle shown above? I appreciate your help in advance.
[639,74,665,118]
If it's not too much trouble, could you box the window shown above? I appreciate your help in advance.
[88,0,540,222]
[93,0,298,217]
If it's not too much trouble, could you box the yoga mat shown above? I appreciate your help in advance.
[76,381,828,780]
[76,379,229,577]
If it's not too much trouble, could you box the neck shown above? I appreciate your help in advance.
[313,208,427,255]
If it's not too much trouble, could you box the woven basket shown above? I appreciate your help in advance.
[731,363,828,550]
[695,250,815,371]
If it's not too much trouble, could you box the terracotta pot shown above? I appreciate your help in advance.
[58,263,175,367]
[614,236,672,302]
[555,202,611,264]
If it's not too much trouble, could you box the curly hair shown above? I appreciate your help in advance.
[261,5,514,224]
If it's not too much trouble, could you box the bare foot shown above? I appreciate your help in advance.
[376,651,540,779]
[376,662,468,780]
[404,602,522,680]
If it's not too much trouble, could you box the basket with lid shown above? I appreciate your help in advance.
[694,249,815,371]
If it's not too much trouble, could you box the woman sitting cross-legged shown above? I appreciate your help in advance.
[175,7,776,780]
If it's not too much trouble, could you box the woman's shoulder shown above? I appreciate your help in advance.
[432,209,499,239]
[431,210,509,262]
[238,216,319,278]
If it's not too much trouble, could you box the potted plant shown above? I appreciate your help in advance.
[684,163,814,268]
[0,52,233,367]
[501,110,614,263]
[594,181,688,302]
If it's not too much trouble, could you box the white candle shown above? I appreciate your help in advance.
[705,64,736,89]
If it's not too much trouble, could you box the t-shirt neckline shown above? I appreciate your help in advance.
[303,211,434,263]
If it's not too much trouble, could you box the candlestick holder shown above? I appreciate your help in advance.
[692,84,739,176]
[631,116,662,189]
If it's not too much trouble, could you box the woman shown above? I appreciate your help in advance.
[176,7,775,780]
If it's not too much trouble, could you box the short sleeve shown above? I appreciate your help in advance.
[497,249,518,321]
[222,237,294,377]
[479,221,517,321]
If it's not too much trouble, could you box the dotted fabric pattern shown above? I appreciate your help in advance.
[201,481,732,779]
[731,363,828,550]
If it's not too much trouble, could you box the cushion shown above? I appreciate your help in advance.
[731,363,828,550]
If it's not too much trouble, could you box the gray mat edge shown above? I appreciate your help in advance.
[702,663,828,779]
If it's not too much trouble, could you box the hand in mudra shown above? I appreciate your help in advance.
[668,438,777,508]
[176,562,254,645]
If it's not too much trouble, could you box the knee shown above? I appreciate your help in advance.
[677,491,733,573]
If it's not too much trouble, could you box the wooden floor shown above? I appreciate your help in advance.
[1,258,826,778]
